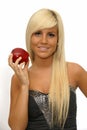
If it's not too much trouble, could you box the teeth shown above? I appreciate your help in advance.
[39,47,48,51]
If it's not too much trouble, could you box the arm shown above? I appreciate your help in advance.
[8,54,29,130]
[75,63,87,97]
[77,66,87,97]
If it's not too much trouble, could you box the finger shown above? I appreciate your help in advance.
[19,62,26,69]
[14,57,22,65]
[8,54,21,71]
[24,60,29,70]
[26,60,29,66]
[8,53,13,66]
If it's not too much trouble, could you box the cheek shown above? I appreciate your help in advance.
[54,44,58,51]
[52,42,58,52]
[31,36,40,45]
[30,40,37,51]
[31,37,36,45]
[51,40,57,49]
[30,39,37,52]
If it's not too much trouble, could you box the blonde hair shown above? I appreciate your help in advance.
[26,8,70,127]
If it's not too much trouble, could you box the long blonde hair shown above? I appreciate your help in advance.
[26,8,70,127]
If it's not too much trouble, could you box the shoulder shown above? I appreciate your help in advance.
[67,61,85,74]
[67,61,83,68]
[67,62,87,97]
[67,61,87,79]
[67,62,83,87]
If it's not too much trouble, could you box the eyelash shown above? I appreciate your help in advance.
[34,32,41,36]
[48,33,55,37]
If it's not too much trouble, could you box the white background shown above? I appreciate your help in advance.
[0,0,87,130]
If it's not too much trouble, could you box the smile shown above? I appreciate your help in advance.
[38,46,49,51]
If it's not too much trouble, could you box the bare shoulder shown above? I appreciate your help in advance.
[67,61,87,79]
[67,62,85,78]
[67,62,87,97]
[67,62,85,71]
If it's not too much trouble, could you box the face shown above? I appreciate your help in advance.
[31,26,58,60]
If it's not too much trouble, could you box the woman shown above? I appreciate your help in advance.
[8,8,87,130]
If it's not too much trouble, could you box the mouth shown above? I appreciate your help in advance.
[38,46,49,51]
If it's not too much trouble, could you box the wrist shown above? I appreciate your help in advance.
[19,85,29,92]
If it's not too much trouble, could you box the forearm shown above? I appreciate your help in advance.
[9,86,29,130]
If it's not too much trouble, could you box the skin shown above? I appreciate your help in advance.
[8,26,87,130]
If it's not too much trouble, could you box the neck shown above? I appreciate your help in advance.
[32,56,53,69]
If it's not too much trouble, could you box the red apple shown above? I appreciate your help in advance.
[11,47,29,64]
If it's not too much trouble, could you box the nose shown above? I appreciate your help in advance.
[41,34,47,44]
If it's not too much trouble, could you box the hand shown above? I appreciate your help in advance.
[8,53,29,87]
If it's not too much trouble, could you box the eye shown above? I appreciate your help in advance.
[48,33,55,37]
[33,31,41,36]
